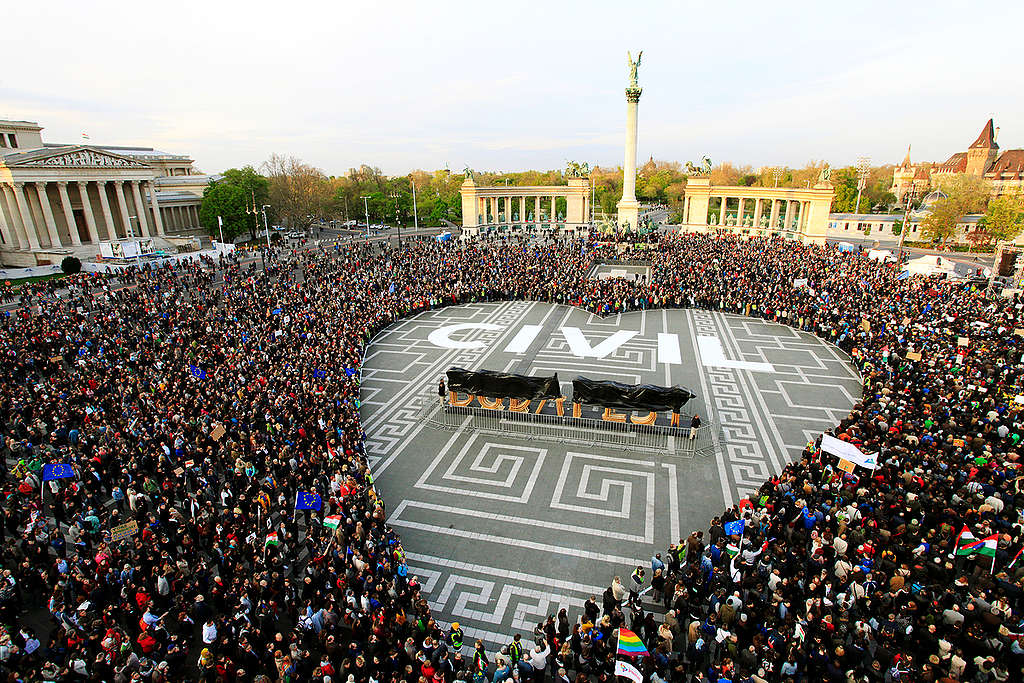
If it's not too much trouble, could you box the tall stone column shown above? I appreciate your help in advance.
[736,198,744,227]
[76,182,101,244]
[14,184,42,250]
[719,198,727,225]
[616,80,642,230]
[754,198,763,231]
[4,185,31,250]
[130,181,151,236]
[96,181,117,240]
[0,185,15,248]
[33,183,62,248]
[784,201,794,232]
[56,182,82,246]
[146,181,166,235]
[534,197,540,223]
[114,181,134,238]
[520,197,526,224]
[769,199,780,230]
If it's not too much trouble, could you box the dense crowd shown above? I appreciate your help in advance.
[0,232,1021,682]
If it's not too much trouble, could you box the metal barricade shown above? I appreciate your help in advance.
[418,400,717,457]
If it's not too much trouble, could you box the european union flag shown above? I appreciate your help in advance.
[723,519,745,536]
[272,308,282,315]
[42,463,74,481]
[188,364,206,380]
[345,368,357,377]
[295,491,322,510]
[313,369,327,379]
[388,283,396,294]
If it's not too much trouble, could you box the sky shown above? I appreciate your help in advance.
[3,1,1022,177]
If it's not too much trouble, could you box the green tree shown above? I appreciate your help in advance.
[979,194,1024,243]
[199,165,269,240]
[920,199,962,245]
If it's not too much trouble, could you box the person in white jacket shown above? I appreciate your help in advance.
[528,638,550,683]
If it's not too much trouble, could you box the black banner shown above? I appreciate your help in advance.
[571,376,695,412]
[446,368,561,400]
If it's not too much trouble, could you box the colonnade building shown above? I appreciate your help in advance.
[0,119,215,266]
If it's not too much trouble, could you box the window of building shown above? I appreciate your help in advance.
[7,133,17,147]
[0,135,7,148]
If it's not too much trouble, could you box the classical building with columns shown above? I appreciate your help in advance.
[0,119,214,266]
[678,177,835,244]
[459,178,591,235]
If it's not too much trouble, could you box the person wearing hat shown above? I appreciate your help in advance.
[448,622,465,654]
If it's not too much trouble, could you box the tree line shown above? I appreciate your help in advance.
[198,155,1022,245]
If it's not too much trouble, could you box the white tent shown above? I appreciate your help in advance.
[903,254,956,277]
[866,249,895,262]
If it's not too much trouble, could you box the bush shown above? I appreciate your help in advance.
[61,256,82,274]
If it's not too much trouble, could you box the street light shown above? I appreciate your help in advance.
[246,194,267,271]
[262,205,271,250]
[855,156,871,214]
[389,192,402,251]
[896,185,918,264]
[360,196,371,243]
[409,176,419,233]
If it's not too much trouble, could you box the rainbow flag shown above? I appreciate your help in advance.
[616,628,648,657]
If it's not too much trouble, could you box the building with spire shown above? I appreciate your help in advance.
[891,119,1024,203]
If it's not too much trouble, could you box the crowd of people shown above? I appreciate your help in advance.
[0,231,1021,682]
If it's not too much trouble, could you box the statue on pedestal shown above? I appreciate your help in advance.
[627,51,643,88]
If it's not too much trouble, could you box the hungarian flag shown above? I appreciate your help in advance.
[959,533,997,558]
[616,628,648,657]
[725,543,740,559]
[264,532,280,547]
[954,525,977,555]
[323,515,342,529]
[326,443,337,461]
[1009,546,1023,569]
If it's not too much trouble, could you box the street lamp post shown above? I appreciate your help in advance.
[246,194,266,271]
[360,196,371,243]
[896,186,918,264]
[389,192,402,251]
[855,156,871,214]
[770,167,783,188]
[262,205,271,250]
[410,177,419,232]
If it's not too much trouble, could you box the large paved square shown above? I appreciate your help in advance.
[361,303,860,648]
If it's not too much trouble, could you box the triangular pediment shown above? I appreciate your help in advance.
[6,146,150,169]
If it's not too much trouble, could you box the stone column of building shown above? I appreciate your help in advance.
[13,183,42,250]
[769,199,780,230]
[534,197,541,223]
[76,182,101,244]
[146,182,166,235]
[719,198,727,225]
[56,182,82,246]
[753,198,763,231]
[3,185,31,250]
[114,181,135,238]
[95,181,118,240]
[33,183,62,248]
[130,181,152,236]
[736,198,744,227]
[520,197,526,224]
[784,201,794,232]
[0,187,15,248]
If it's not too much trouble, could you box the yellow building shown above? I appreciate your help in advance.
[891,119,1024,203]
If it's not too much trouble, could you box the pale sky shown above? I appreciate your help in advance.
[3,1,1021,176]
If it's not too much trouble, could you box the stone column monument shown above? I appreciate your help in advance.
[616,50,642,230]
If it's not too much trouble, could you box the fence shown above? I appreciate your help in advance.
[419,399,717,457]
